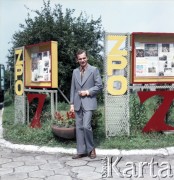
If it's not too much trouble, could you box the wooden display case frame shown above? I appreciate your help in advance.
[24,41,58,88]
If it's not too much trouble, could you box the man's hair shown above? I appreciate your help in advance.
[76,49,88,58]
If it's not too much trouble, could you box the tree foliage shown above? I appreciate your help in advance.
[6,0,104,101]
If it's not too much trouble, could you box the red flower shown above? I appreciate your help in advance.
[55,112,64,121]
[67,111,75,119]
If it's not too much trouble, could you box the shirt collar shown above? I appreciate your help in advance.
[80,64,88,72]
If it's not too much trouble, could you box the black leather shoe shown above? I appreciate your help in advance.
[72,154,87,159]
[89,148,96,159]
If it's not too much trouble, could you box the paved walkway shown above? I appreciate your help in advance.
[1,109,174,179]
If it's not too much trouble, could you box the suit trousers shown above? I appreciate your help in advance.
[75,106,94,154]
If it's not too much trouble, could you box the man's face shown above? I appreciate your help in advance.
[77,52,88,68]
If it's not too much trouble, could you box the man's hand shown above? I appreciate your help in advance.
[70,104,74,112]
[79,90,89,97]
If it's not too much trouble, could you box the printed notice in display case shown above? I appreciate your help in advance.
[31,51,51,82]
[132,33,174,84]
[135,43,174,77]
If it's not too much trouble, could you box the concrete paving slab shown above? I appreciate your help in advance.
[29,170,55,178]
[1,161,24,168]
[40,162,64,170]
[35,154,59,161]
[71,165,95,173]
[15,165,39,173]
[54,168,70,176]
[46,175,72,180]
[1,172,28,180]
[13,155,35,162]
[77,171,102,180]
[25,159,47,166]
[23,178,44,180]
[0,167,13,176]
[0,157,12,164]
[66,159,87,166]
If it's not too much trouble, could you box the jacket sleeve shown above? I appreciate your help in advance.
[88,67,103,96]
[70,70,75,105]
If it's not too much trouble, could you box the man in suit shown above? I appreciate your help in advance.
[70,49,103,159]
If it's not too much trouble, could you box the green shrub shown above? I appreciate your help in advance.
[92,109,103,129]
[58,102,69,111]
[164,100,174,126]
[4,90,13,107]
[130,93,147,130]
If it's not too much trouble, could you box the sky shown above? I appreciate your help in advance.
[1,0,174,67]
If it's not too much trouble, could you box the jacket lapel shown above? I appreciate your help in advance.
[75,68,81,86]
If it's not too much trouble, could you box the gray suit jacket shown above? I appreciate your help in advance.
[70,64,103,111]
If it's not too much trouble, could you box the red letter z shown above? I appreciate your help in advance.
[138,91,174,132]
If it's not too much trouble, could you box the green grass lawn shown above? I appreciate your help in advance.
[2,101,174,150]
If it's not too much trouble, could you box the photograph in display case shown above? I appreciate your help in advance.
[31,51,51,82]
